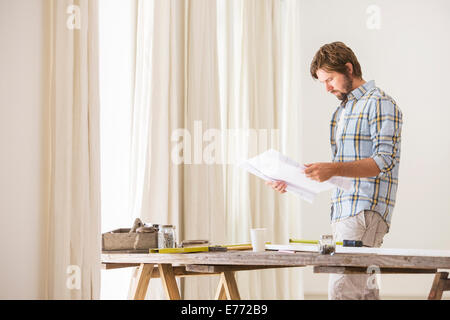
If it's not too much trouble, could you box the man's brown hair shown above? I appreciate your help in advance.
[310,42,362,79]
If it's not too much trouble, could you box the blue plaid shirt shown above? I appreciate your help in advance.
[330,80,403,229]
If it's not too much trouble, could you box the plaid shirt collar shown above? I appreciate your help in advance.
[341,80,376,106]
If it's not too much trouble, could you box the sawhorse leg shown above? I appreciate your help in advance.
[159,264,181,300]
[214,271,241,300]
[129,263,154,300]
[128,263,181,300]
[428,271,450,300]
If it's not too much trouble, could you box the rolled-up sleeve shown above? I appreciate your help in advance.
[369,98,403,174]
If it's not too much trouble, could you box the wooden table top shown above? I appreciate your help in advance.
[102,249,450,270]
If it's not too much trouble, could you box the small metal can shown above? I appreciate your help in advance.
[158,225,176,249]
[319,234,335,255]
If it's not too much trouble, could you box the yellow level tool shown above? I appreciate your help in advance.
[289,238,343,246]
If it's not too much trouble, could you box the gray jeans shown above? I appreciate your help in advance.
[328,210,389,300]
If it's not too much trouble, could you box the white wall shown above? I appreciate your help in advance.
[0,0,48,299]
[297,0,450,298]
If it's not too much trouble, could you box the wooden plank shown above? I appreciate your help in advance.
[131,264,154,300]
[101,250,450,270]
[103,263,220,277]
[102,263,140,270]
[444,279,450,291]
[158,264,181,300]
[151,266,220,278]
[314,266,437,274]
[186,264,295,273]
[102,249,151,254]
[428,272,449,300]
[221,271,241,300]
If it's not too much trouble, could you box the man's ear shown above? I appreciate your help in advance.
[345,62,353,76]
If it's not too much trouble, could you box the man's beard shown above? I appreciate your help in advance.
[332,73,353,101]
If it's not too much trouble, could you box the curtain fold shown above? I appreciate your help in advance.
[129,0,187,299]
[129,0,225,299]
[182,0,227,299]
[217,0,304,299]
[46,0,101,299]
[129,0,303,299]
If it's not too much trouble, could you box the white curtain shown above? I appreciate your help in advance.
[216,0,304,299]
[129,0,185,299]
[128,0,303,299]
[129,0,226,299]
[46,0,101,299]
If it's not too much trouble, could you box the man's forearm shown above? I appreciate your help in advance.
[333,158,380,178]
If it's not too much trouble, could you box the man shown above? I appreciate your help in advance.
[266,41,403,300]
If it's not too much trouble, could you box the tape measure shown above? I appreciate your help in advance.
[289,238,363,247]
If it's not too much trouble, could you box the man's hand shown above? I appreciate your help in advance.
[304,162,337,182]
[304,158,381,181]
[265,180,287,194]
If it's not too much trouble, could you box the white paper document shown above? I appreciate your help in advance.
[239,149,352,203]
[265,243,450,257]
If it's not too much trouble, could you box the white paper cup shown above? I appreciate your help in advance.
[250,228,267,252]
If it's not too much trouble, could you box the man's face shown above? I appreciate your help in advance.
[316,68,353,101]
